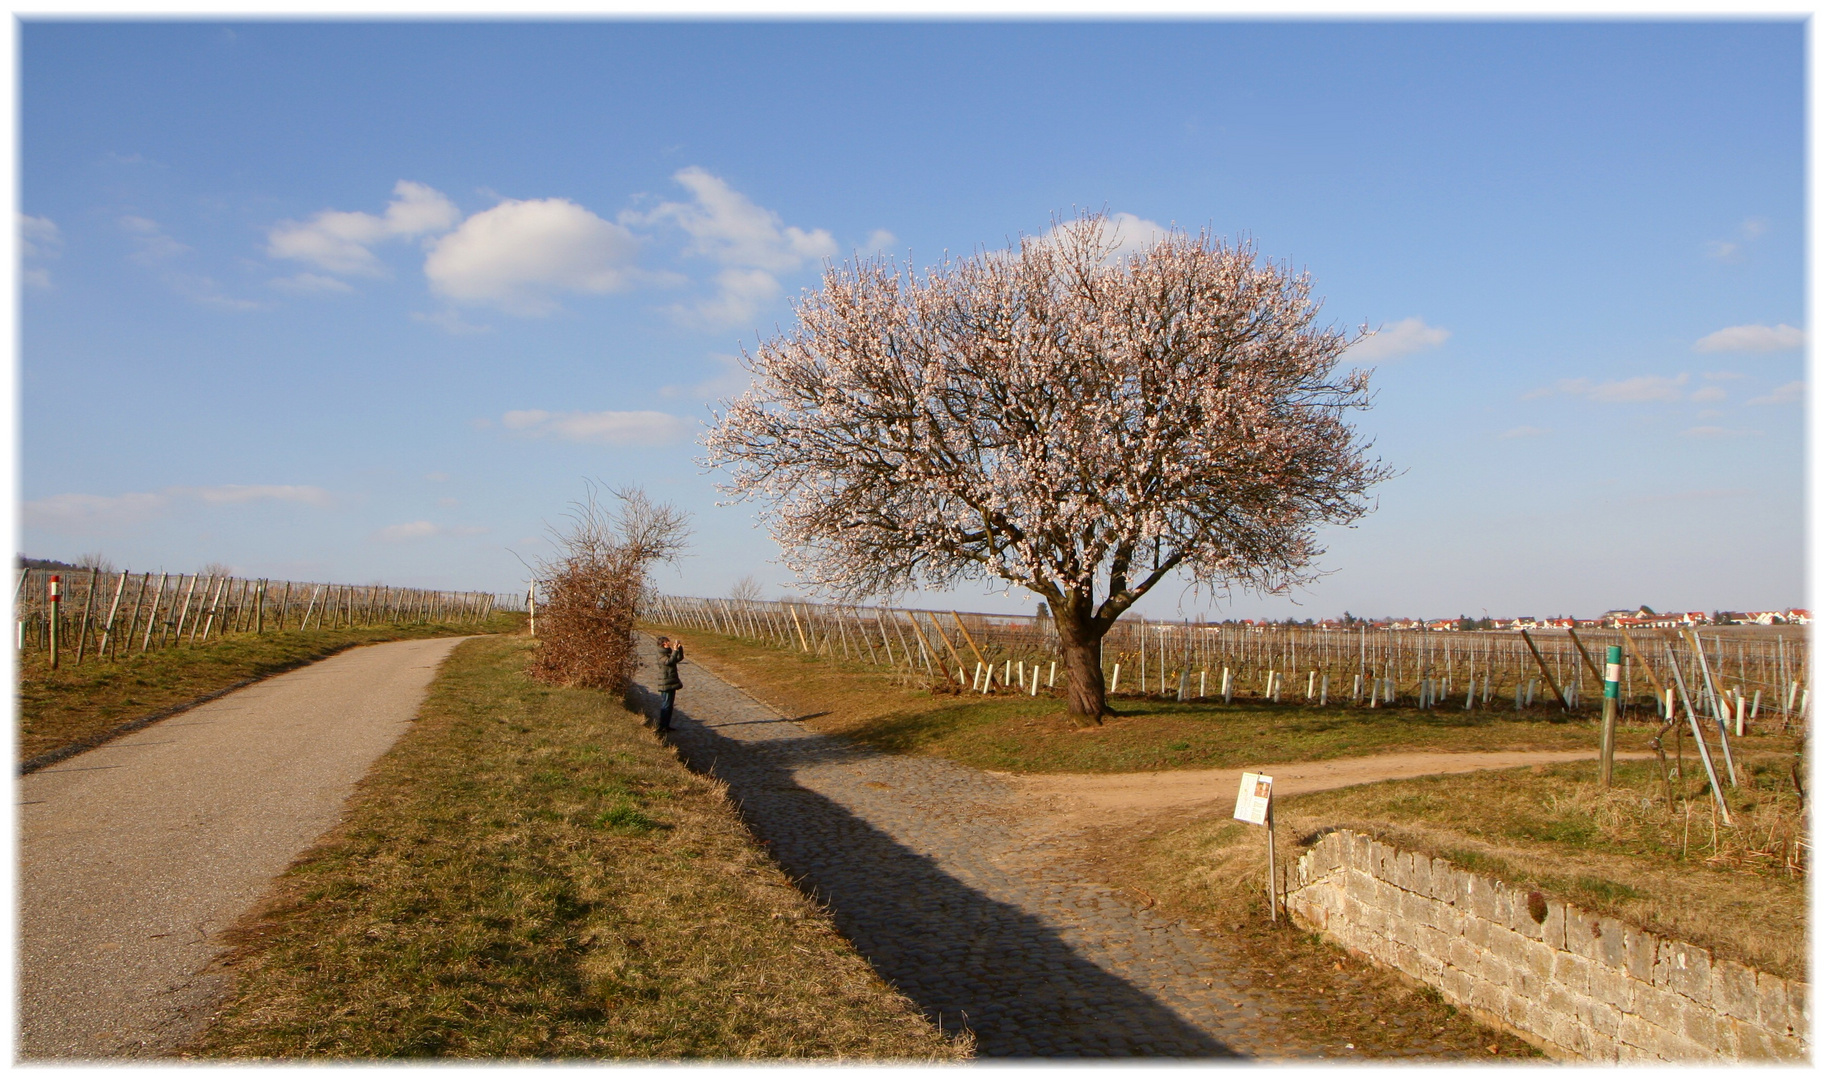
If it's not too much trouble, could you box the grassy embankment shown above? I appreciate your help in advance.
[190,635,965,1060]
[16,612,524,765]
[1129,750,1807,983]
[648,622,1655,774]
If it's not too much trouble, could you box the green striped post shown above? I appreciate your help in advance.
[1601,645,1622,785]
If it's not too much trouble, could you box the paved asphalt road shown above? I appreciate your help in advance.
[17,636,467,1060]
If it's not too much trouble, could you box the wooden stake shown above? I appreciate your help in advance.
[96,571,130,658]
[1617,628,1668,709]
[950,611,990,670]
[1687,631,1739,788]
[787,604,810,651]
[119,572,151,658]
[1519,630,1570,711]
[1667,644,1732,826]
[74,568,99,664]
[1266,794,1279,923]
[925,612,972,681]
[1566,627,1605,686]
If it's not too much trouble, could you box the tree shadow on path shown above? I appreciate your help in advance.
[629,678,1239,1059]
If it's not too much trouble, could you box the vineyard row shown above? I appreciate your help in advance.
[16,567,511,666]
[648,595,1811,733]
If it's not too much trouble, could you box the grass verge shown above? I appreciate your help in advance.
[1122,744,1806,986]
[16,613,523,766]
[650,623,1652,775]
[187,635,966,1060]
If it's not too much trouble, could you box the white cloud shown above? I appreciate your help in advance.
[501,408,689,445]
[118,216,260,309]
[1524,374,1689,403]
[1705,218,1770,262]
[1701,370,1744,381]
[1693,323,1805,353]
[376,520,440,542]
[637,166,836,273]
[120,215,189,264]
[1747,380,1804,406]
[23,484,329,531]
[425,472,450,483]
[1498,425,1550,439]
[20,214,60,260]
[1344,317,1451,363]
[1101,212,1173,264]
[373,521,487,543]
[173,484,332,506]
[1682,426,1757,439]
[267,180,459,277]
[631,167,836,327]
[424,197,642,315]
[864,229,898,252]
[678,267,782,328]
[1690,385,1728,403]
[269,272,354,295]
[23,492,169,530]
[411,308,492,335]
[1038,211,1172,267]
[164,272,263,310]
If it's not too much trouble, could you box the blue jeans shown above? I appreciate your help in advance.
[658,690,676,729]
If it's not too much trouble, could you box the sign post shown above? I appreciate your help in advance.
[47,575,61,670]
[1600,645,1621,786]
[1234,771,1277,921]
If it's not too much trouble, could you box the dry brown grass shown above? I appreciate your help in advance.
[1125,745,1807,984]
[657,622,1651,775]
[16,613,524,766]
[188,636,966,1060]
[1071,814,1542,1059]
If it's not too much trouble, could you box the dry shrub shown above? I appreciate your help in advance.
[528,486,689,694]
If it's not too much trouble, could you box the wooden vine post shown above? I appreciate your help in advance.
[949,612,990,670]
[1518,629,1570,711]
[1600,645,1622,786]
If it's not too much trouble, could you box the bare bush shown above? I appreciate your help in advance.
[76,552,117,574]
[528,485,691,694]
[729,574,765,604]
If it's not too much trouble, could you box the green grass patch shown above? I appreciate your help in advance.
[188,636,965,1061]
[652,623,1650,775]
[16,613,523,765]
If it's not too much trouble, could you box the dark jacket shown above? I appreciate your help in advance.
[656,643,685,692]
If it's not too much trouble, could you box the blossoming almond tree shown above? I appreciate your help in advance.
[705,213,1389,724]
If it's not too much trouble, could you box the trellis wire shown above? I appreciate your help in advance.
[648,595,1811,731]
[15,567,511,665]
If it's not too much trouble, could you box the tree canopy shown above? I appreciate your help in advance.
[705,213,1388,719]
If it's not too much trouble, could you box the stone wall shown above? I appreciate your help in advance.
[1285,829,1808,1062]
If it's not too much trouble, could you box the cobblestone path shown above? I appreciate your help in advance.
[633,643,1334,1059]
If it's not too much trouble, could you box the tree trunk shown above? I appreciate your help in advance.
[1056,612,1111,726]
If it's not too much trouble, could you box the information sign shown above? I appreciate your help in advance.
[1233,772,1273,825]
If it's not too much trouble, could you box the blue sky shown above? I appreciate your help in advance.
[18,20,1807,620]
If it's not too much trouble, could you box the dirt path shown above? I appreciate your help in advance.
[1006,748,1656,832]
[17,636,468,1060]
[634,641,1612,1059]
